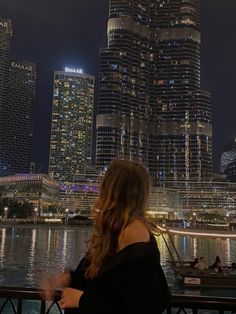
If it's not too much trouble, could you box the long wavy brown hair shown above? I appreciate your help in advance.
[85,159,151,279]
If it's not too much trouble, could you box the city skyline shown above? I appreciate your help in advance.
[0,0,236,173]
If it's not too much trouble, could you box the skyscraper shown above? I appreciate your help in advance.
[0,19,12,176]
[96,0,153,170]
[0,19,36,176]
[155,0,212,182]
[49,67,95,182]
[4,61,36,176]
[96,0,212,184]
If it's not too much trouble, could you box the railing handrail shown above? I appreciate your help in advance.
[170,293,236,306]
[0,286,61,299]
[1,286,236,313]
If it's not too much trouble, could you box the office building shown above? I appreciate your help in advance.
[0,19,36,176]
[96,0,212,184]
[0,18,12,176]
[0,174,60,211]
[60,166,100,214]
[49,67,95,182]
[152,180,236,214]
[4,60,36,176]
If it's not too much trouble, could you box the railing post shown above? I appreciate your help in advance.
[193,307,198,314]
[166,305,172,314]
[40,299,46,314]
[17,299,23,314]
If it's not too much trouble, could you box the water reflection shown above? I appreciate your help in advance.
[225,238,231,263]
[193,237,197,258]
[62,229,68,266]
[46,228,52,258]
[26,229,37,284]
[29,229,37,267]
[0,226,236,296]
[0,228,6,268]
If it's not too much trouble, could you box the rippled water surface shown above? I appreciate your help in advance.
[1,225,236,298]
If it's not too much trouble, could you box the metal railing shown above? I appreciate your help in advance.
[169,294,236,314]
[0,287,62,314]
[0,286,236,314]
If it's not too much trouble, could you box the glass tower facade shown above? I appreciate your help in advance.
[0,19,12,176]
[155,0,212,182]
[96,0,212,184]
[49,69,95,183]
[4,60,36,176]
[96,0,153,170]
[0,19,36,176]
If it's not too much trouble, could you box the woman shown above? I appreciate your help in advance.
[194,257,208,271]
[43,160,170,313]
[209,256,223,273]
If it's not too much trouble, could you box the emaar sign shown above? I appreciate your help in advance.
[0,21,9,28]
[65,67,83,74]
[11,62,33,72]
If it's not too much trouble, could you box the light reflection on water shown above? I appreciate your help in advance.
[0,226,236,297]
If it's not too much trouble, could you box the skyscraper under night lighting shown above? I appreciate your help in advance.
[96,0,153,171]
[49,68,95,183]
[155,0,212,182]
[5,60,36,176]
[96,0,212,183]
[0,19,36,176]
[0,19,12,176]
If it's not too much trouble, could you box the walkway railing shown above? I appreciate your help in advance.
[169,294,236,314]
[0,287,62,314]
[0,286,236,313]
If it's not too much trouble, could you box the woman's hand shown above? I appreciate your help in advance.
[41,271,71,301]
[59,287,84,309]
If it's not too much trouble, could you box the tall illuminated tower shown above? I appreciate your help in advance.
[49,67,95,182]
[0,19,12,175]
[5,60,36,176]
[0,19,36,176]
[96,0,153,170]
[155,0,212,182]
[96,0,212,183]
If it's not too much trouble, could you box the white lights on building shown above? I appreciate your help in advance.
[65,67,83,74]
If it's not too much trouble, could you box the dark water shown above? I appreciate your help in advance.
[1,225,236,303]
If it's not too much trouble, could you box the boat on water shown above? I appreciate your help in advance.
[157,225,236,289]
[172,262,236,289]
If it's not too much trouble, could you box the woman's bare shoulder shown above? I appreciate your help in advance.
[119,219,150,250]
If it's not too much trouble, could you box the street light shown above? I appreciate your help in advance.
[34,207,38,224]
[4,207,8,223]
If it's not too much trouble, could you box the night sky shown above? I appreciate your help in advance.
[1,0,236,173]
